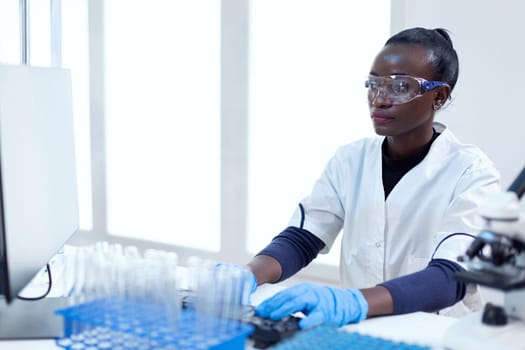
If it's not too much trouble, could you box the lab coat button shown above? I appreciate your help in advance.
[375,241,381,247]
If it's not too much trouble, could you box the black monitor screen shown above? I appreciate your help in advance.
[0,64,79,303]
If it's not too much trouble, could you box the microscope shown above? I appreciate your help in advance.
[443,166,525,350]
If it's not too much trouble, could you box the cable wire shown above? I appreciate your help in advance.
[17,263,53,301]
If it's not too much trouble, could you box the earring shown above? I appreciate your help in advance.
[432,102,441,111]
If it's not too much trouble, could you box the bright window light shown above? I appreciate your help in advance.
[248,0,391,265]
[104,0,221,251]
[29,0,51,67]
[0,0,19,64]
[62,0,93,230]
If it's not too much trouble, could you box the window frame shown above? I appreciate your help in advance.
[73,0,395,286]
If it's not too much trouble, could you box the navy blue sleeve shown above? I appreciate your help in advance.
[379,259,467,314]
[256,226,325,282]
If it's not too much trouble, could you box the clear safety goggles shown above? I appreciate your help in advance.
[364,75,449,105]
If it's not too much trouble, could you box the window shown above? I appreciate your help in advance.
[3,0,394,282]
[29,0,51,67]
[103,1,221,251]
[0,1,19,65]
[247,0,391,267]
[62,0,92,230]
[2,1,392,278]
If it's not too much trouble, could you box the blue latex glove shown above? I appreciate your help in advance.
[215,263,258,295]
[254,282,368,329]
[245,268,258,294]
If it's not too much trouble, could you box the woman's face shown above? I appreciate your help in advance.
[367,43,441,138]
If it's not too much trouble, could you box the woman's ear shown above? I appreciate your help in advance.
[433,85,451,110]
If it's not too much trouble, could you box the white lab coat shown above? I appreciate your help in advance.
[288,122,501,316]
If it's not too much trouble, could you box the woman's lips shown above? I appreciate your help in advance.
[371,113,394,124]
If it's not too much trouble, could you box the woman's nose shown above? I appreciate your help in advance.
[369,88,392,107]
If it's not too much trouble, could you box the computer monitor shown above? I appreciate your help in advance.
[0,64,79,319]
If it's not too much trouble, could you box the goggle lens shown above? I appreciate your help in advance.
[365,75,447,105]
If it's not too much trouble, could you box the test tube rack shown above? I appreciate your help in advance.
[54,296,254,350]
[55,243,255,349]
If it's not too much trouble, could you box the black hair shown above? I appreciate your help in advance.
[385,27,459,90]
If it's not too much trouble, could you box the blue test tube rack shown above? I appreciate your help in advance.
[54,297,254,350]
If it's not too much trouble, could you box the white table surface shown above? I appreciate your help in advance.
[0,312,458,350]
[1,271,459,349]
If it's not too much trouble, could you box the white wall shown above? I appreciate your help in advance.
[392,0,525,188]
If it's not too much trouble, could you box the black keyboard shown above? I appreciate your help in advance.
[248,314,301,349]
